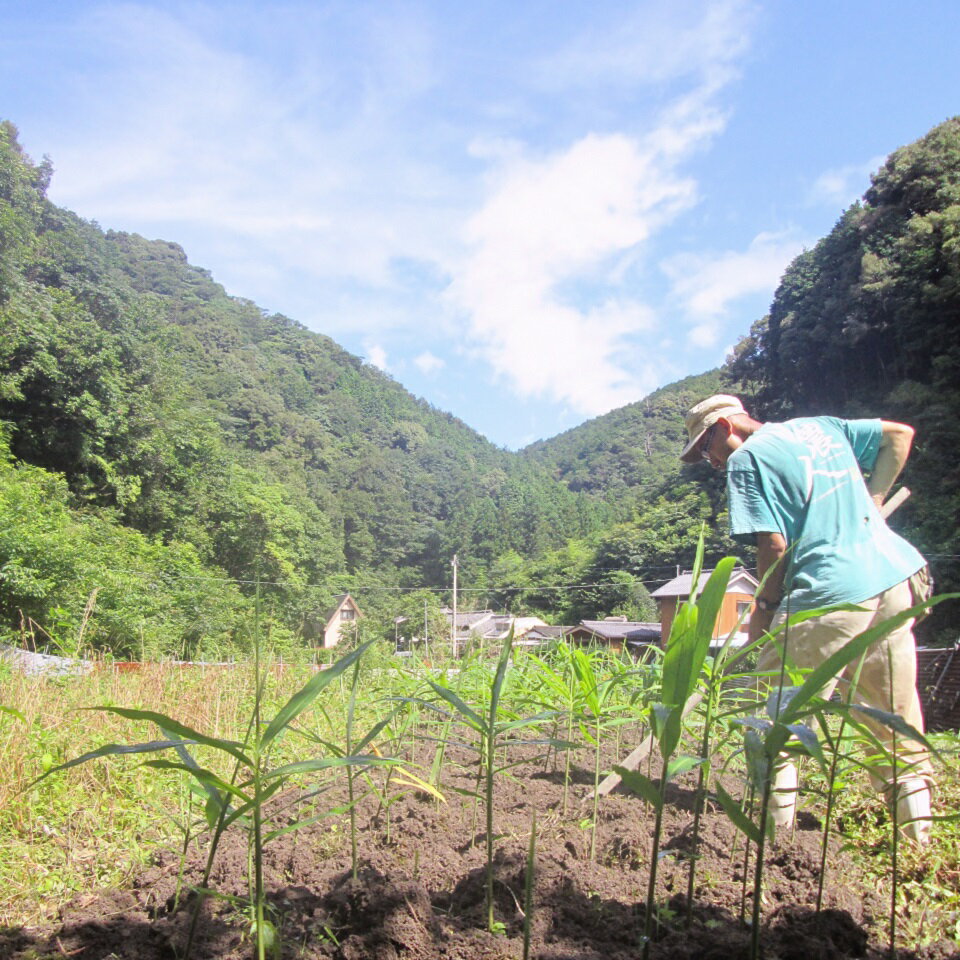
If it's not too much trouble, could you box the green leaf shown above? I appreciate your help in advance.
[765,686,802,721]
[785,723,826,772]
[263,802,355,842]
[353,715,395,754]
[733,716,773,735]
[427,680,486,733]
[743,729,769,792]
[159,727,224,809]
[779,593,959,725]
[666,754,705,782]
[30,739,191,787]
[1,705,25,722]
[263,754,395,781]
[661,602,698,708]
[490,629,515,721]
[714,782,762,844]
[262,640,373,750]
[659,705,685,762]
[85,707,251,766]
[614,766,662,808]
[848,704,937,753]
[142,760,251,803]
[694,557,737,652]
[496,710,560,734]
[689,526,706,602]
[204,790,226,830]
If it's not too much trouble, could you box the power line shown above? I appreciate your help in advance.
[71,567,682,594]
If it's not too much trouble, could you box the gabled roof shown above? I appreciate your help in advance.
[524,625,566,639]
[569,620,661,642]
[323,593,363,627]
[651,567,758,599]
[450,610,496,633]
[448,612,549,639]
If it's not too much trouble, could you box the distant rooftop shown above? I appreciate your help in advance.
[651,567,758,599]
[571,620,661,642]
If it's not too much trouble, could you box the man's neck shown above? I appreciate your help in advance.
[731,415,764,441]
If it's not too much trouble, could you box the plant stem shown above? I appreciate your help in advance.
[523,809,537,960]
[347,657,360,881]
[686,686,715,924]
[817,715,845,915]
[590,711,601,861]
[642,769,669,960]
[252,574,266,960]
[485,711,496,932]
[749,775,773,960]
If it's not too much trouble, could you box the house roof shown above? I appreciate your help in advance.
[322,593,362,627]
[524,625,566,639]
[448,612,549,639]
[569,620,661,642]
[450,610,496,633]
[651,567,758,599]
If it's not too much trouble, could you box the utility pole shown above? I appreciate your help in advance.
[452,554,459,658]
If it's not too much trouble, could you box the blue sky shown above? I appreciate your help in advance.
[2,1,959,449]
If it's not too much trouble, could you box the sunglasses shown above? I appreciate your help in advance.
[699,424,717,461]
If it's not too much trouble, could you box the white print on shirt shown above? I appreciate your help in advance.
[766,421,857,500]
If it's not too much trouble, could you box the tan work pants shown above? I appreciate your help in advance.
[758,578,933,792]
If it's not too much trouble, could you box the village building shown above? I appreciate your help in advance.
[651,567,759,648]
[516,624,566,647]
[443,609,549,650]
[306,594,363,649]
[565,617,661,654]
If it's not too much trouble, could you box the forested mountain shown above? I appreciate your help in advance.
[0,120,613,656]
[1,115,957,654]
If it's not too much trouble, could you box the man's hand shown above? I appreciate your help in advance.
[748,603,776,645]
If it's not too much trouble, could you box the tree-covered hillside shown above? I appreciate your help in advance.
[1,113,957,654]
[0,120,613,654]
[502,370,743,623]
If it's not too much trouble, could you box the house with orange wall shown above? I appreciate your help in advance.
[651,567,758,647]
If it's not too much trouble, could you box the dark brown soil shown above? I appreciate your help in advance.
[4,743,957,960]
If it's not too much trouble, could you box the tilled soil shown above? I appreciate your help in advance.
[4,743,958,960]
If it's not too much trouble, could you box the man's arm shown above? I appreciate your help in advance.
[867,421,915,511]
[749,531,788,644]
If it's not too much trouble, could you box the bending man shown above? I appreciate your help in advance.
[680,395,933,843]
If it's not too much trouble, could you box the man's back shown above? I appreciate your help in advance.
[726,416,923,610]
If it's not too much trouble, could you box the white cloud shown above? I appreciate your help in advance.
[447,21,753,418]
[22,0,760,430]
[43,3,461,303]
[365,343,389,371]
[808,155,886,208]
[661,230,806,345]
[447,132,690,416]
[414,351,445,375]
[534,0,755,89]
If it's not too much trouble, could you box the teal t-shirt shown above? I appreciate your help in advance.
[726,417,925,611]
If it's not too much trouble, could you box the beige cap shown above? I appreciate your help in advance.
[679,394,746,463]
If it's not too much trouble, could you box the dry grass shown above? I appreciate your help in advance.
[0,659,337,928]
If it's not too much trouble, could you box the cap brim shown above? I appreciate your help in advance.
[679,428,708,464]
